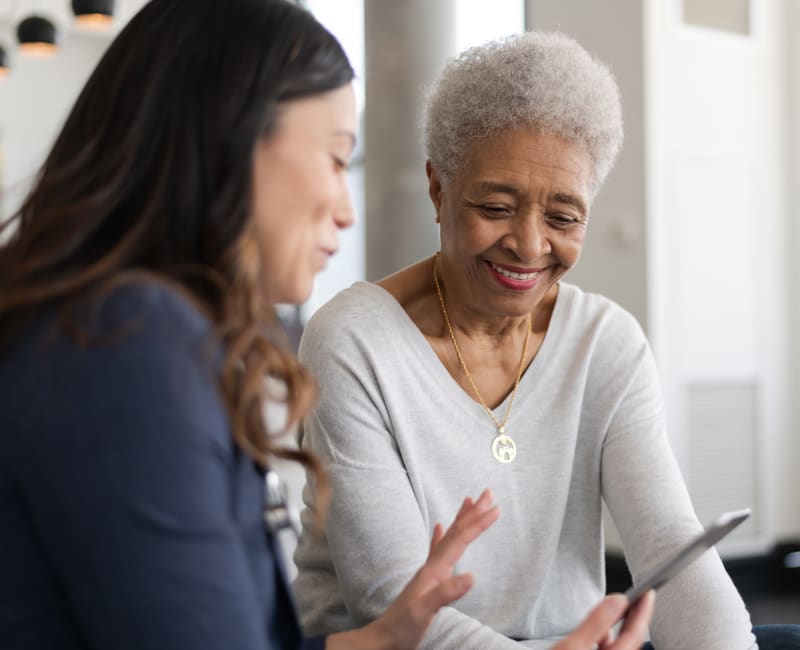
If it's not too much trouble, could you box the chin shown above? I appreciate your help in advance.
[264,282,313,308]
[287,280,315,306]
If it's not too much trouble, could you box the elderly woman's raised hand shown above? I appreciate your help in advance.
[552,591,655,650]
[326,489,500,650]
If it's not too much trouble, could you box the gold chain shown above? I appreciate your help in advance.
[432,252,531,436]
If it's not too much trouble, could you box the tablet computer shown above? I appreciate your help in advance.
[624,508,751,603]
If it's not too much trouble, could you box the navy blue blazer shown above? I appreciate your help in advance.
[0,283,324,650]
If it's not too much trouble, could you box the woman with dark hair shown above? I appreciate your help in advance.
[0,1,653,648]
[0,2,498,648]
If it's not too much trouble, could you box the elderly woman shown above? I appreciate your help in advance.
[292,32,756,648]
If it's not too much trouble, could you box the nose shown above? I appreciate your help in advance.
[333,183,355,230]
[503,210,551,261]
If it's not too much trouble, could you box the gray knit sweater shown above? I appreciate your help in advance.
[293,281,756,649]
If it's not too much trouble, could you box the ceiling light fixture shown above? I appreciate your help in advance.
[0,45,9,79]
[17,15,59,57]
[72,0,115,29]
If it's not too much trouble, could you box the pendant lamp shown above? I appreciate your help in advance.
[72,0,115,28]
[17,15,59,57]
[0,46,9,80]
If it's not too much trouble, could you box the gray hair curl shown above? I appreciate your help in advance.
[424,31,623,200]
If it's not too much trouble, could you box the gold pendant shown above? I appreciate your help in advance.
[491,431,516,463]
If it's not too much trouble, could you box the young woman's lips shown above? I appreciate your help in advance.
[315,247,337,270]
[484,260,544,290]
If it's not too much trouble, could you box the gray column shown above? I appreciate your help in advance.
[363,0,457,280]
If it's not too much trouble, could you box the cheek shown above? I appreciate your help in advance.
[255,227,314,304]
[442,207,496,251]
[561,229,586,264]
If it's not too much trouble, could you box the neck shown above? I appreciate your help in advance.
[433,253,556,343]
[444,303,530,345]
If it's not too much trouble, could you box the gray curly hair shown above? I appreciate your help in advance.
[424,31,623,200]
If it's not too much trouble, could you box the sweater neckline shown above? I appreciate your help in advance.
[354,280,573,428]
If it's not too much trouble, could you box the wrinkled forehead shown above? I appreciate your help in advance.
[446,127,594,205]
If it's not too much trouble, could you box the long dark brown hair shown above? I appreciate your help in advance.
[0,0,354,511]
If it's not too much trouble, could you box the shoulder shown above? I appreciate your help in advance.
[88,280,214,345]
[74,279,220,395]
[558,282,646,345]
[306,281,392,325]
[51,281,220,394]
[3,279,224,437]
[1,279,215,372]
[299,282,402,365]
[554,282,650,376]
[1,279,232,483]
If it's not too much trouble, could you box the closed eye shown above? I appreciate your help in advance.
[478,204,513,218]
[547,213,583,228]
[332,156,351,172]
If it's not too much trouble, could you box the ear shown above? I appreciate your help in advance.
[426,160,443,223]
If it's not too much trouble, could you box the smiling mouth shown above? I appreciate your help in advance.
[488,261,541,281]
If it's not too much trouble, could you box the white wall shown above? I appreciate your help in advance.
[0,34,106,217]
[0,0,150,218]
[647,0,794,549]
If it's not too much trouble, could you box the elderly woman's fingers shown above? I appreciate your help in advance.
[426,490,498,569]
[428,523,444,559]
[428,495,475,559]
[455,496,475,518]
[411,491,498,595]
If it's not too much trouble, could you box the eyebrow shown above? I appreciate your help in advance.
[552,192,587,216]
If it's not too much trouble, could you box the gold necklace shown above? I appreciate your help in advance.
[432,252,531,463]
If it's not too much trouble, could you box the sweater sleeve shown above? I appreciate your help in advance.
[600,329,757,650]
[13,285,306,650]
[294,314,524,649]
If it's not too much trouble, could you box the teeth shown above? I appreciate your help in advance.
[490,262,539,281]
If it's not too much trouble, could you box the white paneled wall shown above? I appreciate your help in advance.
[649,0,790,553]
